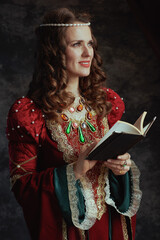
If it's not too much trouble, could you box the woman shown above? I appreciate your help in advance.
[7,8,142,240]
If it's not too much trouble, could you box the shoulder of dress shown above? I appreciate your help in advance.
[8,96,44,121]
[7,97,45,142]
[103,88,125,128]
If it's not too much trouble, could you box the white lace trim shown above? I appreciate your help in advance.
[104,160,142,217]
[66,163,97,230]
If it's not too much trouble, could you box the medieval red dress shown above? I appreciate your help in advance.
[6,88,142,240]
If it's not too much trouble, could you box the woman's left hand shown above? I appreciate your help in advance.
[104,153,131,175]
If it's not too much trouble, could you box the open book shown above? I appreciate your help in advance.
[87,111,156,161]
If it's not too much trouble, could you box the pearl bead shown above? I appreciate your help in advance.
[116,107,119,110]
[17,165,20,168]
[30,100,33,103]
[15,109,18,112]
[17,125,20,128]
[18,101,21,104]
[31,121,35,124]
[12,128,15,131]
[22,96,25,98]
[32,109,35,112]
[36,134,39,137]
[21,135,23,138]
[114,96,117,99]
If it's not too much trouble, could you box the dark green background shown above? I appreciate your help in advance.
[0,0,160,239]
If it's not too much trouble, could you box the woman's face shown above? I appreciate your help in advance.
[65,24,94,81]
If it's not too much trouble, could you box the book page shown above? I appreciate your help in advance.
[90,120,141,153]
[114,121,142,135]
[134,111,147,134]
[143,116,157,135]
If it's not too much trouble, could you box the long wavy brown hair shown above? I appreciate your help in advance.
[27,8,112,122]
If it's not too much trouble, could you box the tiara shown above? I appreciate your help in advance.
[39,22,91,27]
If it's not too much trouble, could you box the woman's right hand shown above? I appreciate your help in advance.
[73,140,98,179]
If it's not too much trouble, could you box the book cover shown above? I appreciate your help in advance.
[87,112,156,161]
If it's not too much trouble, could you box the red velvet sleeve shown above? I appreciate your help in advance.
[104,88,125,128]
[6,97,63,239]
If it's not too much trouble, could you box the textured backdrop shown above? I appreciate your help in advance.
[0,0,160,239]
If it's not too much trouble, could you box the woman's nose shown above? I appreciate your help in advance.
[82,45,91,57]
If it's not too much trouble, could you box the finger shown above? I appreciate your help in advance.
[109,163,130,171]
[107,158,132,167]
[104,161,130,171]
[117,153,131,161]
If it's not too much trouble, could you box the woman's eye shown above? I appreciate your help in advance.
[88,41,93,47]
[72,42,80,47]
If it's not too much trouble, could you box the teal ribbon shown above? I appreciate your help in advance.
[109,170,131,212]
[53,165,86,225]
[108,170,132,240]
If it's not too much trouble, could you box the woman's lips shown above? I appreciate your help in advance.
[79,61,90,68]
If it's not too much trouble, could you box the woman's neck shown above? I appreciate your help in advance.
[66,77,80,97]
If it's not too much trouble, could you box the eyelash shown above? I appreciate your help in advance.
[72,41,93,47]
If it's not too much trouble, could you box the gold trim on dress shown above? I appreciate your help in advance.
[10,172,33,189]
[46,120,77,163]
[121,215,129,240]
[10,155,37,176]
[62,219,68,240]
[96,165,107,220]
[79,229,86,240]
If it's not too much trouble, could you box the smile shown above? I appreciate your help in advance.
[79,61,90,68]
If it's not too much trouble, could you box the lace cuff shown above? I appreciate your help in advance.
[104,160,142,217]
[66,163,97,230]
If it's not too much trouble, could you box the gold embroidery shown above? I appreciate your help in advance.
[121,215,128,240]
[10,172,33,189]
[46,114,109,164]
[46,120,77,163]
[96,165,107,220]
[10,155,37,176]
[79,229,86,240]
[102,116,109,135]
[62,219,68,240]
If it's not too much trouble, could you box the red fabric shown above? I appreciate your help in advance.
[6,88,136,240]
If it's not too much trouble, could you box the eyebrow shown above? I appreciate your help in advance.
[68,39,93,44]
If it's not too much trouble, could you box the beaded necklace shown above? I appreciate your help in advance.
[60,97,96,143]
